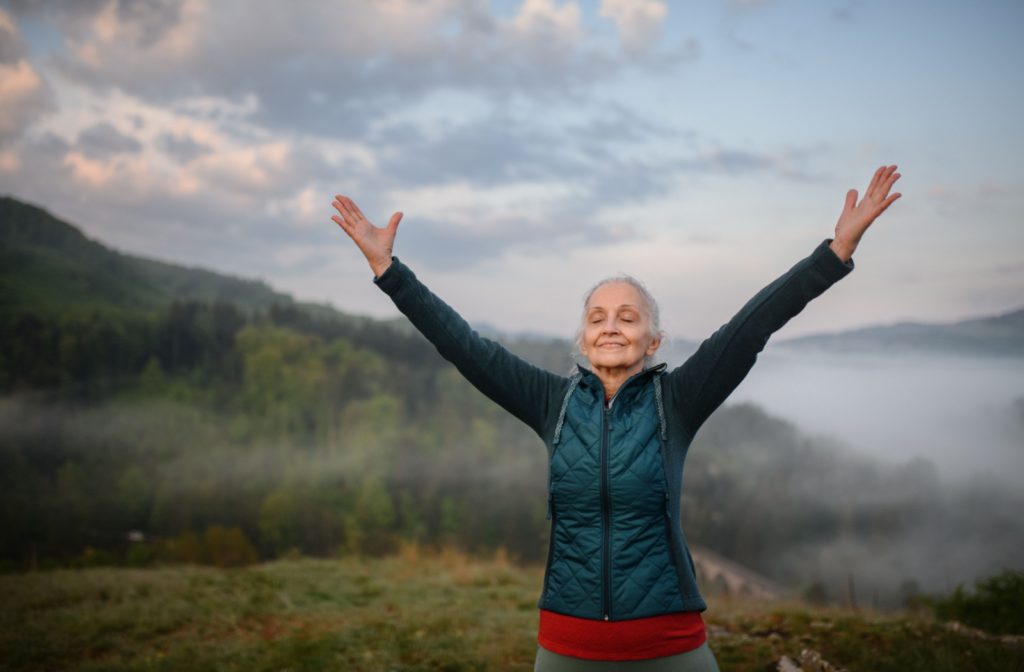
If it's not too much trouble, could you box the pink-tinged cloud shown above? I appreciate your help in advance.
[599,0,668,54]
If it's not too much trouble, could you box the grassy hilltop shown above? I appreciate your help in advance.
[3,549,1021,672]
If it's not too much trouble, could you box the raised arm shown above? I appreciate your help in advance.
[667,239,853,431]
[667,165,901,431]
[331,195,565,437]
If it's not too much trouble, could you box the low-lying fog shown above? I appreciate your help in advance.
[720,348,1023,486]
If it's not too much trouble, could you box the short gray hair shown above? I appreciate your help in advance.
[573,275,665,370]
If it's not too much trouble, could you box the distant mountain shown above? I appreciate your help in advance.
[1,196,320,319]
[774,308,1024,358]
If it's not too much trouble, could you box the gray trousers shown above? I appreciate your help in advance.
[534,642,721,672]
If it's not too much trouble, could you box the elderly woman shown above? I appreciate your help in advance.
[330,165,901,671]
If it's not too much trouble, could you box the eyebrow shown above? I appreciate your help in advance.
[587,304,641,312]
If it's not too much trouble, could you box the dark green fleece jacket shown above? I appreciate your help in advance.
[373,238,854,620]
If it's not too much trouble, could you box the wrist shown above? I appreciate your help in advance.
[370,256,394,278]
[829,237,855,263]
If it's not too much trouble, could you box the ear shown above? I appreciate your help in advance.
[577,335,587,356]
[646,334,662,356]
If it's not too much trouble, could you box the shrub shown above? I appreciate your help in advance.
[929,569,1024,635]
[203,525,260,568]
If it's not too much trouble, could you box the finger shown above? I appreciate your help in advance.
[333,199,358,228]
[335,196,364,224]
[844,189,858,212]
[387,211,403,236]
[877,165,899,196]
[878,192,902,214]
[877,171,901,200]
[331,200,349,221]
[866,166,886,197]
[344,196,370,223]
[332,214,356,237]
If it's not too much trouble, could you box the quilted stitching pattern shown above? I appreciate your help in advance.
[542,385,604,617]
[609,384,683,616]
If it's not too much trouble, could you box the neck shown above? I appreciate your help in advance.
[592,361,645,400]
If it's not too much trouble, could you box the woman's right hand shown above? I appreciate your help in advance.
[331,195,402,277]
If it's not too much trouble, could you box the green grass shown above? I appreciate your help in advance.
[707,599,1023,672]
[2,548,1022,671]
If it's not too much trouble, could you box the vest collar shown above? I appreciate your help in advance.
[575,362,668,405]
[552,362,668,445]
[575,361,667,385]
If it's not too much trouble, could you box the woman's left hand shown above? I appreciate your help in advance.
[830,164,902,262]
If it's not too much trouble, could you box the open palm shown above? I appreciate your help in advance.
[834,165,902,255]
[331,195,402,277]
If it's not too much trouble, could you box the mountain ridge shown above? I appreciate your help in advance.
[773,305,1024,357]
[1,195,298,317]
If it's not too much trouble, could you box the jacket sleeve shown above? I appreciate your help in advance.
[373,256,565,438]
[666,238,854,432]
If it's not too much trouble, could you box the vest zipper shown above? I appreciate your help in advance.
[601,405,612,621]
[577,363,667,621]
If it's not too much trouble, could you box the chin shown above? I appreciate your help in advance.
[591,356,643,370]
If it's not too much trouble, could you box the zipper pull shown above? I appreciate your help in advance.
[665,491,671,519]
[604,614,610,621]
[546,495,553,521]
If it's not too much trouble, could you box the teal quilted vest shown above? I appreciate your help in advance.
[539,363,701,620]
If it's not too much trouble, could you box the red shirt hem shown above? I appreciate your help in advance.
[537,608,707,661]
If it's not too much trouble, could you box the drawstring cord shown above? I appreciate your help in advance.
[552,371,582,445]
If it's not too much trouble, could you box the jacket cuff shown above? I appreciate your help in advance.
[813,238,855,280]
[372,256,405,294]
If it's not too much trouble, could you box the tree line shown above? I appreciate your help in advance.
[2,296,1022,611]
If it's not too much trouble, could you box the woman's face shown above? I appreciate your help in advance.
[580,281,661,374]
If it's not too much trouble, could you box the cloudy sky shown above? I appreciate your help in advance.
[1,0,1022,340]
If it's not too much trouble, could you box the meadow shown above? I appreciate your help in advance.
[3,547,1021,672]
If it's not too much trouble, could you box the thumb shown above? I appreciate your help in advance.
[387,211,403,236]
[844,189,858,212]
